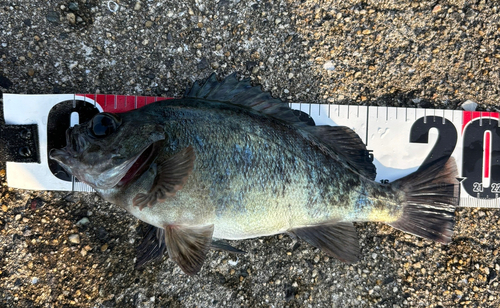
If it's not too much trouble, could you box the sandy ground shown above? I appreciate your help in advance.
[1,0,500,307]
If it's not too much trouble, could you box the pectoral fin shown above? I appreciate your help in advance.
[165,224,214,275]
[290,222,360,263]
[133,146,195,210]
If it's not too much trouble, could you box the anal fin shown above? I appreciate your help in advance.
[290,222,360,263]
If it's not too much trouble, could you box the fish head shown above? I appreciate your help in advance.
[49,111,165,189]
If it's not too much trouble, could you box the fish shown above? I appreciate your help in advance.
[49,73,459,275]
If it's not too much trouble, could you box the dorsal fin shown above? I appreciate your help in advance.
[304,126,376,180]
[185,73,312,128]
[185,74,375,179]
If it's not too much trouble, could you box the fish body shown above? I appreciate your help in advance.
[100,99,399,238]
[50,74,458,274]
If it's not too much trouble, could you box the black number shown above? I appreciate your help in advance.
[409,116,458,170]
[380,179,389,184]
[462,118,500,198]
[47,100,100,181]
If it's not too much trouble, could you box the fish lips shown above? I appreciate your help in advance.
[49,135,165,190]
[48,147,76,176]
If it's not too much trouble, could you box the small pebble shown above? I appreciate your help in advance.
[66,13,76,25]
[76,217,90,226]
[68,2,79,11]
[461,100,478,111]
[46,11,59,23]
[100,243,108,252]
[68,234,80,244]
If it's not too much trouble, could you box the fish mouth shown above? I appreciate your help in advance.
[49,148,69,161]
[117,140,163,187]
[48,127,84,162]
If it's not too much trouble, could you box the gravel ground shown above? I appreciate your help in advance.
[1,0,500,307]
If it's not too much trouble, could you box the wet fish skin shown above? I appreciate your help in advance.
[50,74,458,275]
[98,98,389,237]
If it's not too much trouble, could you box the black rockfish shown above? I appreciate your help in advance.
[50,74,459,275]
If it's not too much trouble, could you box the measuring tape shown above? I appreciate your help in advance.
[2,94,498,208]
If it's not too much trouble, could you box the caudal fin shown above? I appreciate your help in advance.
[389,157,459,244]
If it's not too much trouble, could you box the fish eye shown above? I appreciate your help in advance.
[90,113,121,137]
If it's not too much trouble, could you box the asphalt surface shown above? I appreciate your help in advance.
[1,0,500,307]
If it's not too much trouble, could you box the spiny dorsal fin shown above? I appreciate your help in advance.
[184,73,313,128]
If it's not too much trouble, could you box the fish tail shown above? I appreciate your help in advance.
[388,157,459,244]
